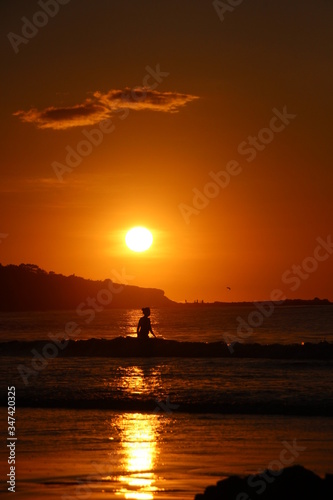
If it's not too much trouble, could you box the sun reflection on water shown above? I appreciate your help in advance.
[120,309,140,337]
[113,412,160,499]
[105,363,164,499]
[118,365,162,396]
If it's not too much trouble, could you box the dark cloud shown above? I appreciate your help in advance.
[14,88,199,130]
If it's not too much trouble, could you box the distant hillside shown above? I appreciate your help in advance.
[0,264,176,311]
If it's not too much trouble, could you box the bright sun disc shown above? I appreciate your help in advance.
[125,227,153,252]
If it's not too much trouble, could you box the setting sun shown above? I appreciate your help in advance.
[1,3,333,500]
[125,227,153,252]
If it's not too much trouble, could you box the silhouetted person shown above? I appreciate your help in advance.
[137,307,156,340]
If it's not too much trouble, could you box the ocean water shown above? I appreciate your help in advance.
[0,305,333,499]
[0,304,332,343]
[0,408,332,499]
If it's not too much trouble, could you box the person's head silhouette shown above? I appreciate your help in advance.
[142,307,150,317]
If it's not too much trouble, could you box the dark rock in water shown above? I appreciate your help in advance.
[194,465,333,499]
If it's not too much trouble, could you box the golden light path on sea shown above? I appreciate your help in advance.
[105,365,162,499]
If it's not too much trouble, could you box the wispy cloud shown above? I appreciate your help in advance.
[13,88,199,130]
[0,177,76,193]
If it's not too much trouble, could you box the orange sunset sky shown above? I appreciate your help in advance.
[1,0,332,302]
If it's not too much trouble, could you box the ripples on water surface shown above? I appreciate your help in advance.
[0,305,332,343]
[1,306,333,499]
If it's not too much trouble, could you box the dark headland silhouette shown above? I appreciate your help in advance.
[0,263,331,311]
[0,263,176,311]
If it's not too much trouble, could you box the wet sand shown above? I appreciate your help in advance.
[1,408,332,499]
